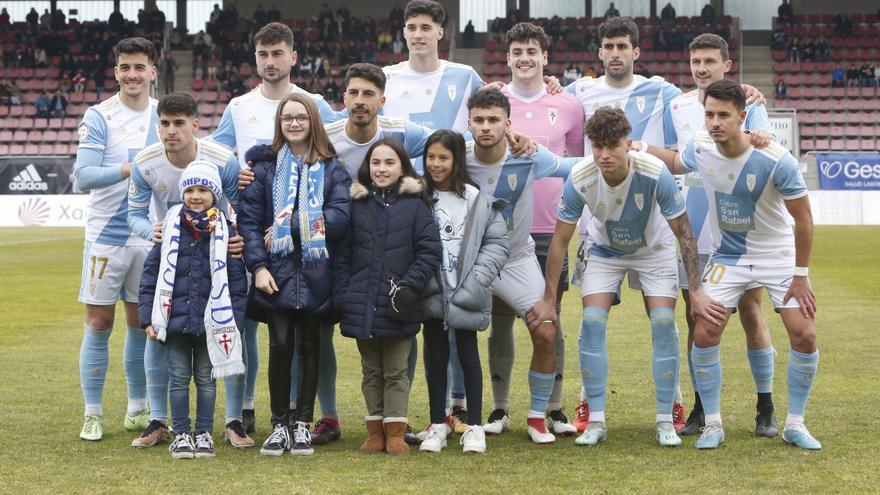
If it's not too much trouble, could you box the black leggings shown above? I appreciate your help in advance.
[423,318,482,425]
[267,309,321,425]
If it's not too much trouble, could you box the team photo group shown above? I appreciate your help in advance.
[72,0,822,460]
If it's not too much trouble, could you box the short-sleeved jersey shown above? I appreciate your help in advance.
[664,89,774,254]
[323,116,432,178]
[502,84,585,234]
[465,142,579,257]
[210,83,340,162]
[681,133,807,266]
[75,94,159,247]
[565,75,681,155]
[382,60,485,132]
[558,151,685,259]
[127,138,241,241]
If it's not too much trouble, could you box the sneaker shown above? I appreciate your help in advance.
[656,421,682,447]
[194,431,216,458]
[290,422,314,455]
[573,401,590,433]
[694,422,725,449]
[782,424,822,450]
[461,425,486,454]
[123,410,150,432]
[131,419,170,448]
[575,422,608,446]
[403,424,422,446]
[547,409,578,437]
[482,409,511,435]
[79,414,103,441]
[169,432,196,459]
[672,402,687,433]
[679,408,705,436]
[242,409,256,434]
[311,418,341,445]
[419,423,449,453]
[526,417,555,444]
[451,406,469,434]
[416,416,452,442]
[224,420,255,448]
[755,409,779,438]
[260,424,290,456]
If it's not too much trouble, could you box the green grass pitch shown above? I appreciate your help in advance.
[0,226,877,494]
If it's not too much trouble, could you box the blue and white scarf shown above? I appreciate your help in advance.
[269,143,328,264]
[151,204,245,379]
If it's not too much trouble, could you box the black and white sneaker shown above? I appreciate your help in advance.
[169,432,196,459]
[290,422,315,455]
[260,424,290,456]
[194,431,215,458]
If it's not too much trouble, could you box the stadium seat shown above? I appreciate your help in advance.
[24,143,39,154]
[831,139,846,151]
[860,139,876,151]
[38,144,53,155]
[800,139,815,151]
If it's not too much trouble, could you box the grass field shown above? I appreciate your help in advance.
[0,226,878,494]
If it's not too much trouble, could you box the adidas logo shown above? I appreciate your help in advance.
[10,164,49,192]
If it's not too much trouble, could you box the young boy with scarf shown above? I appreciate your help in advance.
[139,161,248,459]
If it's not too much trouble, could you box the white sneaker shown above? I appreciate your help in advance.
[419,423,448,452]
[461,425,486,454]
[482,409,510,435]
[416,419,452,442]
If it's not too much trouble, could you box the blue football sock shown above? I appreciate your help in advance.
[650,308,679,416]
[243,318,259,404]
[527,370,555,418]
[691,344,722,416]
[123,327,147,405]
[145,337,169,420]
[80,324,110,415]
[579,307,609,415]
[787,348,819,416]
[317,324,338,417]
[747,346,775,394]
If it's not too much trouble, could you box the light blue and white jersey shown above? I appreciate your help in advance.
[127,138,241,241]
[681,132,807,266]
[664,89,773,254]
[565,74,680,154]
[465,142,579,257]
[74,93,159,247]
[324,116,433,177]
[558,151,685,259]
[382,60,485,132]
[210,83,342,163]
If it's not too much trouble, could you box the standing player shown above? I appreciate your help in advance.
[126,92,249,448]
[485,22,584,437]
[644,80,821,450]
[660,33,779,437]
[526,107,726,447]
[210,22,343,440]
[73,37,159,441]
[464,89,580,444]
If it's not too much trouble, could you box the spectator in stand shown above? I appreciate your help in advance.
[378,29,393,51]
[194,54,206,80]
[0,78,21,105]
[208,54,220,79]
[0,8,10,32]
[802,36,815,62]
[778,0,793,25]
[35,91,51,118]
[39,9,51,30]
[50,90,67,118]
[59,73,72,94]
[787,35,801,63]
[846,63,860,87]
[816,35,830,61]
[771,28,787,51]
[161,51,177,93]
[775,78,787,98]
[72,70,86,95]
[267,3,281,22]
[563,63,581,85]
[93,58,108,98]
[874,64,880,88]
[861,62,875,88]
[35,48,48,67]
[254,4,267,26]
[832,63,846,87]
[834,14,853,37]
[26,8,39,28]
[661,3,676,29]
[300,55,314,77]
[390,2,404,24]
[463,20,476,48]
[701,2,717,26]
[392,32,404,55]
[604,3,620,18]
[108,9,125,33]
[584,65,598,78]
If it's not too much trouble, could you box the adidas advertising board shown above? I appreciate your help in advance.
[0,195,89,227]
[0,158,75,195]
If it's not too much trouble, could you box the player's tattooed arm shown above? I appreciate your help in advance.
[668,213,727,325]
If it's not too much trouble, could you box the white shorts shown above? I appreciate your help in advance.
[678,253,712,290]
[580,253,679,299]
[701,262,801,310]
[491,252,545,317]
[78,241,150,305]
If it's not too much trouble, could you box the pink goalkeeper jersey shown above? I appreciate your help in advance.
[503,84,585,234]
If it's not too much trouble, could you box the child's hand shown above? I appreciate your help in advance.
[145,325,158,340]
[255,267,278,295]
[152,221,164,244]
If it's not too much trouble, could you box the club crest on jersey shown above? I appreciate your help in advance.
[746,174,757,192]
[634,193,644,211]
[636,96,646,113]
[507,173,517,190]
[548,107,558,125]
[447,84,457,101]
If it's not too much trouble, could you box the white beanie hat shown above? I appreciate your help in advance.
[179,160,223,202]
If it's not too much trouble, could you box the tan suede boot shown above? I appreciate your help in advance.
[384,421,410,455]
[360,419,385,454]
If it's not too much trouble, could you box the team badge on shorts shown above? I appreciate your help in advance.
[636,96,646,113]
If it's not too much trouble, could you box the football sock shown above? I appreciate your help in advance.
[650,308,678,417]
[787,348,819,417]
[688,349,703,412]
[144,337,169,421]
[748,346,775,394]
[547,302,565,412]
[123,326,147,413]
[80,324,110,416]
[580,307,609,417]
[527,370,554,419]
[673,322,683,403]
[691,344,722,416]
[488,308,516,411]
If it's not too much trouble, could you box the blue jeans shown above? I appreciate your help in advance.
[167,333,216,434]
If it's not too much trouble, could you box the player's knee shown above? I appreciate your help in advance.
[649,307,677,353]
[530,324,556,353]
[580,307,608,350]
[789,325,817,353]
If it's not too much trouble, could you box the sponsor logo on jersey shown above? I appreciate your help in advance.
[634,193,644,211]
[10,164,49,192]
[548,107,558,125]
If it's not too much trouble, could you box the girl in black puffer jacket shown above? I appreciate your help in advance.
[332,137,441,455]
